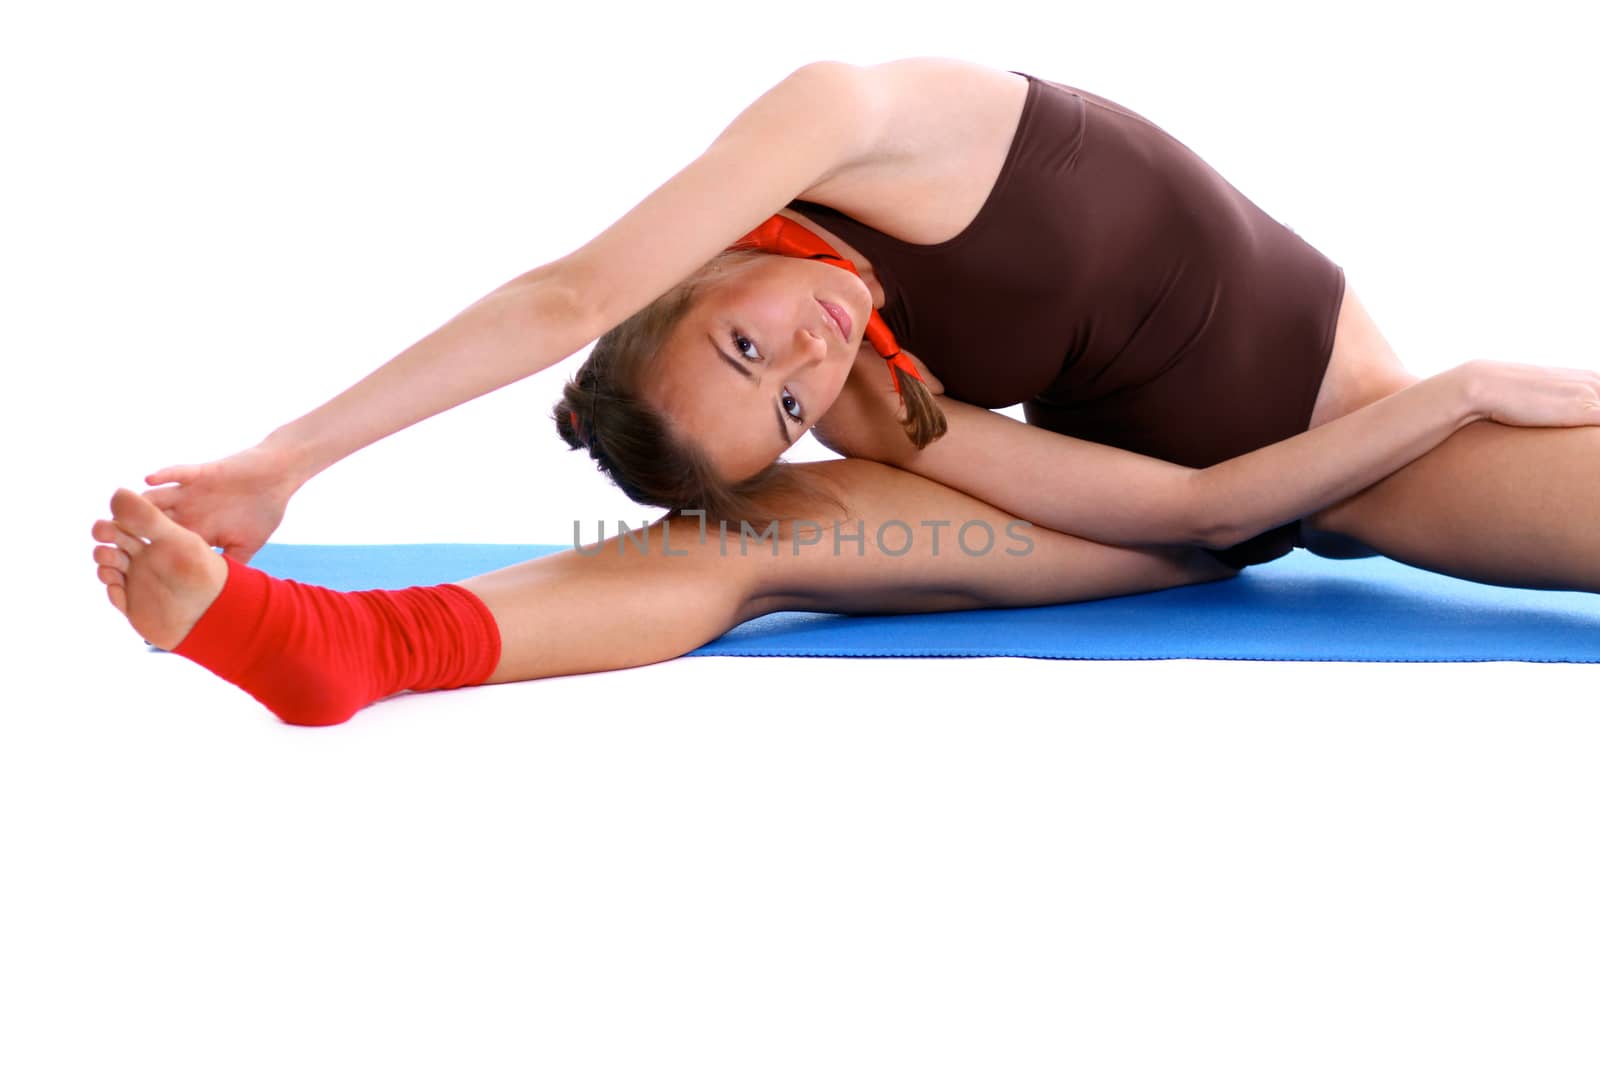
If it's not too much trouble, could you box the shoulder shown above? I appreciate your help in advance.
[794,58,1033,213]
[811,59,1028,164]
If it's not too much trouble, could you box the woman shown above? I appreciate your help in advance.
[91,58,1600,727]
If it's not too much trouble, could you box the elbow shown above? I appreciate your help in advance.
[1192,508,1245,553]
[1182,472,1240,552]
[1187,502,1239,553]
[502,258,601,332]
[520,265,605,345]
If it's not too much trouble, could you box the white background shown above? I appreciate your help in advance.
[7,1,1599,1064]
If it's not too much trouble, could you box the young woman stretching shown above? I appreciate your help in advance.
[91,58,1600,726]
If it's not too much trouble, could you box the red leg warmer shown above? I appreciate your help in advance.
[171,555,502,727]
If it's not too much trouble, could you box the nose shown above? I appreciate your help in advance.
[781,318,828,374]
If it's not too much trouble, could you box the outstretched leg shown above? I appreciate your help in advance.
[459,458,1241,685]
[1306,421,1600,592]
[92,458,1240,724]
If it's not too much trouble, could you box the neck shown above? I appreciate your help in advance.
[775,208,887,309]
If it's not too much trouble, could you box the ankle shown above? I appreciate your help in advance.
[172,557,501,727]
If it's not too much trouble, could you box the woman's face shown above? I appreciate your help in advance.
[646,253,872,482]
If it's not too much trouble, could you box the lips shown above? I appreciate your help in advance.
[819,300,853,341]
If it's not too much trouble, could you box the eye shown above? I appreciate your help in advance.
[732,329,802,425]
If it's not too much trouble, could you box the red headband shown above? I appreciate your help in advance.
[729,215,924,400]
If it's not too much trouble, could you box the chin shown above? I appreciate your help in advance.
[852,276,874,312]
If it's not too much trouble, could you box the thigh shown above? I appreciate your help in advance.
[744,459,1241,617]
[462,459,1239,684]
[1303,420,1600,591]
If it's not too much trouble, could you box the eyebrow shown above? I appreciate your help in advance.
[709,334,792,446]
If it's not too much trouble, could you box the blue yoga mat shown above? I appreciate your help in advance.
[144,542,1600,664]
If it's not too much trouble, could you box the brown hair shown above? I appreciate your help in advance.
[552,246,949,529]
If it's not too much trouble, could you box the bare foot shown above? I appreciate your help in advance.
[91,488,230,651]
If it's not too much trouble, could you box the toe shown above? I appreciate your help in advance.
[98,564,125,587]
[110,487,173,542]
[107,583,127,616]
[94,518,144,557]
[94,544,130,572]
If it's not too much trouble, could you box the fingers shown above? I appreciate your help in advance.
[141,488,187,524]
[140,483,200,525]
[145,464,196,486]
[142,485,181,511]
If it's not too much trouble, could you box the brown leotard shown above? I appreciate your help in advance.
[787,71,1345,569]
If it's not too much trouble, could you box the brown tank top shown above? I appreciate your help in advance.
[786,70,1345,469]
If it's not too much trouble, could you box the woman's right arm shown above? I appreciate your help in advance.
[145,62,882,560]
[264,273,592,485]
[139,274,595,562]
[265,61,879,483]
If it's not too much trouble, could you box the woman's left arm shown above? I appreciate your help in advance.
[817,363,1485,551]
[817,351,1600,550]
[813,368,1224,548]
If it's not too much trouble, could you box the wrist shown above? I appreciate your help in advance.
[259,425,324,490]
[1444,361,1489,428]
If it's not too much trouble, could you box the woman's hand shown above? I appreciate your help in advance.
[1463,358,1600,428]
[140,443,302,564]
